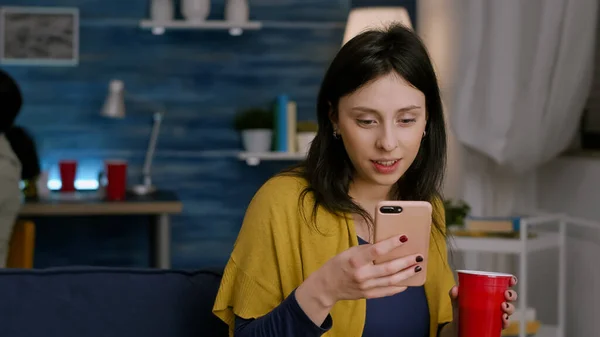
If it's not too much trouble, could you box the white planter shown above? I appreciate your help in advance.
[181,0,210,21]
[241,129,272,153]
[225,0,249,23]
[297,132,317,154]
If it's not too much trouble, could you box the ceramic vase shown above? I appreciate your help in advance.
[181,0,211,21]
[225,0,249,23]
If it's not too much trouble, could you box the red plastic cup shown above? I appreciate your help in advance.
[457,270,513,337]
[59,160,78,192]
[105,160,127,201]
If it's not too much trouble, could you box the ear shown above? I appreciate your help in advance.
[328,103,338,130]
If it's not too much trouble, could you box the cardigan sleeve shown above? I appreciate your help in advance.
[234,288,332,337]
[432,196,456,325]
[212,175,305,336]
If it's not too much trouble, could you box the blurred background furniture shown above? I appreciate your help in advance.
[19,190,182,269]
[450,213,565,337]
[6,219,35,268]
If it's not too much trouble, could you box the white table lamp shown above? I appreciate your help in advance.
[342,7,413,46]
[101,79,164,195]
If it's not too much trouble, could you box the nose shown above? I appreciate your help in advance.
[375,125,398,152]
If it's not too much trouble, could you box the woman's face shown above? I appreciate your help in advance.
[333,72,427,188]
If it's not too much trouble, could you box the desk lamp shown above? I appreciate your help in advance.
[342,7,412,45]
[100,79,164,195]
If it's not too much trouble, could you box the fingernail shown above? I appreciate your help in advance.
[505,314,509,320]
[415,266,422,272]
[416,255,423,262]
[505,303,509,309]
[508,291,513,297]
[399,235,408,243]
[513,276,518,283]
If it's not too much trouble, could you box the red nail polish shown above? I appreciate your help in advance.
[508,291,513,297]
[415,265,422,272]
[399,235,408,243]
[416,255,423,262]
[505,303,509,309]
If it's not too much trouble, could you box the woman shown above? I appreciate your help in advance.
[213,24,518,337]
[0,69,23,267]
[6,125,41,200]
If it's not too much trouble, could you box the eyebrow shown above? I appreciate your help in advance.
[351,105,422,113]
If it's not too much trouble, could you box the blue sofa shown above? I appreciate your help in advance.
[0,267,229,337]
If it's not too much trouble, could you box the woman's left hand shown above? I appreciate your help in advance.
[448,275,518,330]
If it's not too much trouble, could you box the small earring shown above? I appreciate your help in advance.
[423,130,427,137]
[333,130,338,138]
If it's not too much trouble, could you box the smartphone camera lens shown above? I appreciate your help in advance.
[380,206,403,214]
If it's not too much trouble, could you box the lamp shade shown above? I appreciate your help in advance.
[101,79,126,119]
[342,7,413,45]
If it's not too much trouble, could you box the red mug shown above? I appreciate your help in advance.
[457,270,513,337]
[59,160,78,192]
[105,160,127,201]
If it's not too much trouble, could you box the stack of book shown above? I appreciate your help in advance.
[273,94,298,153]
[450,216,535,239]
[464,216,521,232]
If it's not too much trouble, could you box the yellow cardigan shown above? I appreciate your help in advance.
[213,175,455,337]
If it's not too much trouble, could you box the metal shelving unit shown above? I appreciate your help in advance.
[450,214,566,337]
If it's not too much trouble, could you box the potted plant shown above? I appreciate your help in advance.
[443,199,471,229]
[234,108,274,152]
[296,121,318,154]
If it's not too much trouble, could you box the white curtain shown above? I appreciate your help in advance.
[441,1,600,334]
[449,0,598,217]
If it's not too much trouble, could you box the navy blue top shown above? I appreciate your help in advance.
[358,236,430,337]
[234,237,430,337]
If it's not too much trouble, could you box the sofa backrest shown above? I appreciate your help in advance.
[0,267,229,337]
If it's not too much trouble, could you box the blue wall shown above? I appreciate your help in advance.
[3,0,416,269]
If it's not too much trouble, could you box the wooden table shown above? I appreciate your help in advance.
[18,190,183,269]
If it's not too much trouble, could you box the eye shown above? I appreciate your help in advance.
[399,118,417,125]
[357,119,376,126]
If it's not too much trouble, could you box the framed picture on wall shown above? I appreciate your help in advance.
[0,6,79,66]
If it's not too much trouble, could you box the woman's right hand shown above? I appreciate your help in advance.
[295,234,423,325]
[319,234,422,303]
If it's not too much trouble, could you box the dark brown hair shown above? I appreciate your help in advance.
[0,69,23,134]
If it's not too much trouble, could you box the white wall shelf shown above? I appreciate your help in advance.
[450,214,566,337]
[238,152,306,166]
[261,21,345,29]
[139,19,262,31]
[80,19,344,30]
[138,20,347,33]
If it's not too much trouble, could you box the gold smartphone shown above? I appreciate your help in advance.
[373,200,432,287]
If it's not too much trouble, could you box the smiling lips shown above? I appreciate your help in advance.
[371,159,401,174]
